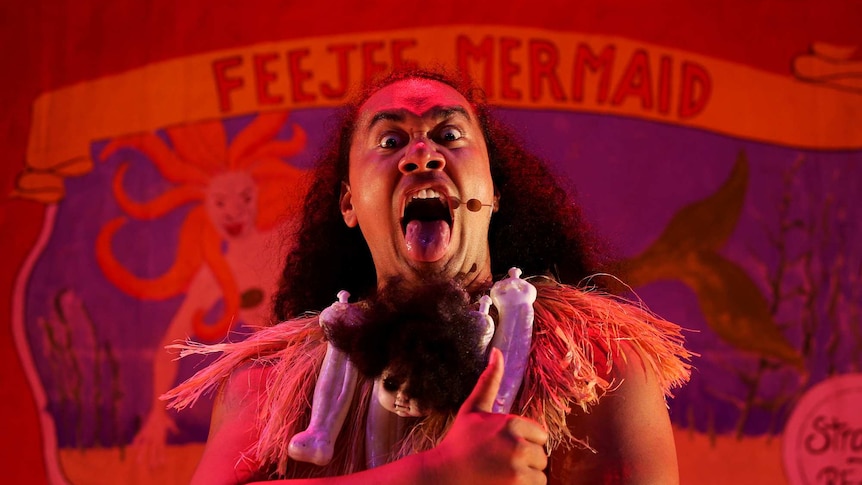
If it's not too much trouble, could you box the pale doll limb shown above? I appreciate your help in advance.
[489,267,537,414]
[288,291,361,466]
[473,295,495,352]
[365,378,406,469]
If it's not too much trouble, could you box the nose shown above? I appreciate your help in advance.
[399,139,445,174]
[223,198,246,220]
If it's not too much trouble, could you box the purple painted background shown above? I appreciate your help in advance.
[24,107,862,447]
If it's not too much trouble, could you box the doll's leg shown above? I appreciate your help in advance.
[289,291,360,466]
[288,343,358,465]
[489,267,537,414]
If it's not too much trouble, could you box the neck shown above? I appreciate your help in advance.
[373,262,494,300]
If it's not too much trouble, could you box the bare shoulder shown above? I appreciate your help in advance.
[550,341,680,485]
[214,363,272,426]
[191,363,273,485]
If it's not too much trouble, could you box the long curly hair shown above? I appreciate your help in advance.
[273,68,604,321]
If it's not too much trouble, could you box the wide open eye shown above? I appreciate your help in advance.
[437,126,463,143]
[378,132,406,149]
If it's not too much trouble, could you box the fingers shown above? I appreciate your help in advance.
[460,347,505,414]
[450,347,549,481]
[521,441,549,472]
[508,415,548,446]
[504,417,549,473]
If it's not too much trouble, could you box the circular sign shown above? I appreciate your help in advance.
[782,373,862,485]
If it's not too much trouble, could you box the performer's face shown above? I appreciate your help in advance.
[342,79,495,288]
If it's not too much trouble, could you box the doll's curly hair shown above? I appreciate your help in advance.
[326,276,488,414]
[273,67,604,321]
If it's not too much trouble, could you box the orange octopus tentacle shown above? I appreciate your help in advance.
[227,111,290,169]
[112,163,205,220]
[95,209,207,299]
[247,157,306,180]
[244,124,308,163]
[192,221,241,342]
[255,194,293,231]
[100,133,210,185]
[166,120,228,174]
[255,181,306,231]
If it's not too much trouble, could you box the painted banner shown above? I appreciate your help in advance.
[3,3,860,485]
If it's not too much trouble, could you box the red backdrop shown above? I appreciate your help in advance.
[2,2,860,484]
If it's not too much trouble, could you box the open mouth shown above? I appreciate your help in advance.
[400,188,453,262]
[401,190,453,233]
[224,222,245,237]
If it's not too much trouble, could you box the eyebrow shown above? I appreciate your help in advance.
[367,105,472,130]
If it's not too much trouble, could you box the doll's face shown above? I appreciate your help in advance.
[377,371,427,418]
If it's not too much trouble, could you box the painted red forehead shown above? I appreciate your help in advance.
[359,78,475,118]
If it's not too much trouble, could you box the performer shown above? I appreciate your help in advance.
[164,68,691,484]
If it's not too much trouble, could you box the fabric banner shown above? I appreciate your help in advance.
[2,3,860,484]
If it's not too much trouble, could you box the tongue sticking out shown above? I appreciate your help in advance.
[405,219,451,262]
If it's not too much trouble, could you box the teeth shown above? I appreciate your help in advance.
[411,189,443,200]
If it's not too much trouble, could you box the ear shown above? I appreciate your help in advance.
[340,182,358,227]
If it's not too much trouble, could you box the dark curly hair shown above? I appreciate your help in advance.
[273,67,604,321]
[326,276,488,414]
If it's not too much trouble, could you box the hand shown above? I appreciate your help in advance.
[426,348,549,485]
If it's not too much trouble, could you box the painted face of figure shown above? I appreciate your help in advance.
[377,371,427,418]
[341,79,496,288]
[205,171,258,240]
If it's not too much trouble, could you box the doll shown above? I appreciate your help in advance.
[289,269,536,468]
